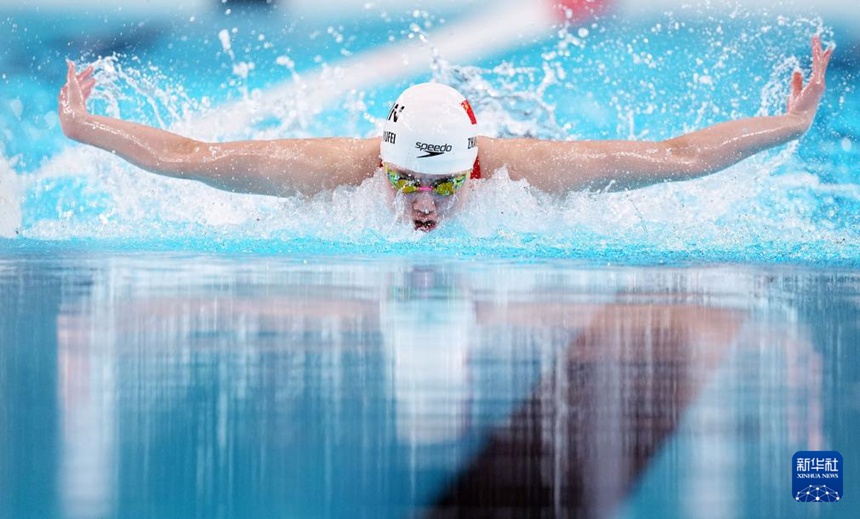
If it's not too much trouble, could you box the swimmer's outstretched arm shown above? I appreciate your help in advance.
[480,36,833,193]
[59,62,379,196]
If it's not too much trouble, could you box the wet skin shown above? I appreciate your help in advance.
[385,169,471,232]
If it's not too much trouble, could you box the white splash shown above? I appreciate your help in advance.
[0,146,22,238]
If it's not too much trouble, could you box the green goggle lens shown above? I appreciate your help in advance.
[386,167,467,197]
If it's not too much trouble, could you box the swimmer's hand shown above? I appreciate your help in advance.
[786,36,833,132]
[58,61,96,140]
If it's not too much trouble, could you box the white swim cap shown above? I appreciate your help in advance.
[380,83,478,176]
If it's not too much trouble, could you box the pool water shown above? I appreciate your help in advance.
[1,2,859,518]
[2,254,859,518]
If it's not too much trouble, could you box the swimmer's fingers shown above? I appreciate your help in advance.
[65,61,83,93]
[790,70,803,103]
[69,64,97,101]
[60,61,94,138]
[62,61,80,103]
[810,36,833,83]
[79,76,96,100]
[77,65,94,81]
[61,61,90,113]
[64,61,76,88]
[798,38,832,111]
[785,37,834,121]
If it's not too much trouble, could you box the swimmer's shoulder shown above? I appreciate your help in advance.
[476,136,608,193]
[477,136,548,182]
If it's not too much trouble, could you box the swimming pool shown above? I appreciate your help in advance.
[1,1,859,518]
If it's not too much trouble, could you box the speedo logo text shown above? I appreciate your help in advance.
[415,142,453,158]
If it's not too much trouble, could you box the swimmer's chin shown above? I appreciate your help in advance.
[414,220,438,232]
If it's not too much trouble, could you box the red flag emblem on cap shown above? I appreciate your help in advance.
[461,100,477,125]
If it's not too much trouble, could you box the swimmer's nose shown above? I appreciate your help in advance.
[411,192,437,215]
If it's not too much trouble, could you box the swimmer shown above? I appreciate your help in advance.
[59,37,833,232]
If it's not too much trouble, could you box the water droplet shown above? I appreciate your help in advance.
[9,99,23,119]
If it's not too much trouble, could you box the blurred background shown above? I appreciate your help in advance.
[2,0,857,143]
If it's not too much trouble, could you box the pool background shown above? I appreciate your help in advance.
[1,1,860,518]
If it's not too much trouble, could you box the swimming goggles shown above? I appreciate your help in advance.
[385,164,468,197]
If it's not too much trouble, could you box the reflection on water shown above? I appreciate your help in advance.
[1,255,857,519]
[58,314,115,519]
[432,303,739,518]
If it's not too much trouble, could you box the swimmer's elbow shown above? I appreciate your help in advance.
[155,141,280,195]
[152,139,219,178]
[661,138,716,179]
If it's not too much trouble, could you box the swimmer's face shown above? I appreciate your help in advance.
[384,164,471,232]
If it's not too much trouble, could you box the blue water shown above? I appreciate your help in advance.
[1,3,860,519]
[2,253,859,519]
